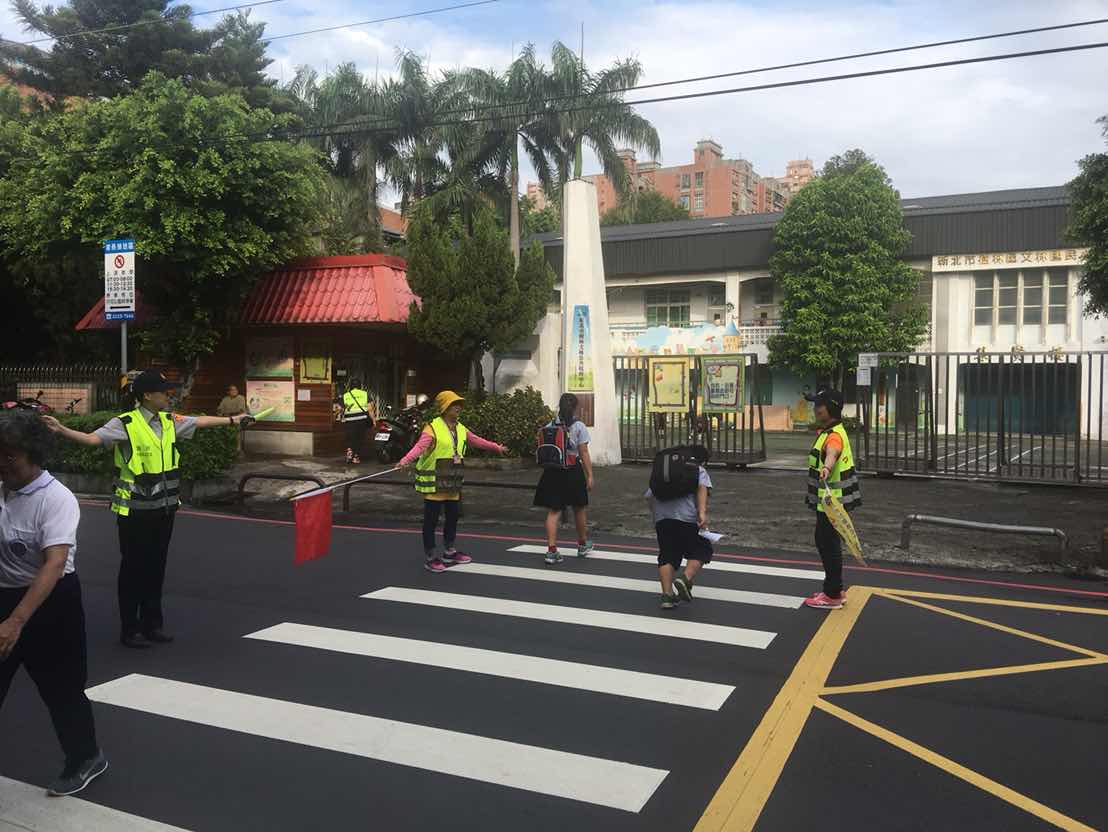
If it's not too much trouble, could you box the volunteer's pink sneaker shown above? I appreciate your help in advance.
[425,558,447,573]
[442,549,472,565]
[805,591,844,610]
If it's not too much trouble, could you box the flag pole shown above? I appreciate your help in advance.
[291,467,402,501]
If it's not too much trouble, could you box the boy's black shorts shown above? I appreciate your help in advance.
[655,519,713,569]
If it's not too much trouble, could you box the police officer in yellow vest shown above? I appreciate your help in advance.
[803,387,861,610]
[341,380,372,465]
[397,391,507,573]
[45,371,250,648]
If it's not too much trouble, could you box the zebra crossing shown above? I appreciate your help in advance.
[8,539,825,830]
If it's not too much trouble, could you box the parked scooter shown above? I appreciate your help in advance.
[2,389,53,414]
[373,394,431,463]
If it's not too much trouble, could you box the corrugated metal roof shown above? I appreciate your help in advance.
[535,185,1074,279]
[240,254,414,326]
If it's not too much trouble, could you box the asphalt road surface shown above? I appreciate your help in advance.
[2,503,1106,831]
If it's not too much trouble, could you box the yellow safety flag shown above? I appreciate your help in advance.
[822,482,866,565]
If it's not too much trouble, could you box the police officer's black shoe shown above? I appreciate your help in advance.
[143,629,175,644]
[119,632,151,649]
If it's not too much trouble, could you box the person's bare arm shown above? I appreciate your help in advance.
[696,484,709,529]
[579,443,594,490]
[0,546,68,659]
[41,415,102,447]
[821,446,840,481]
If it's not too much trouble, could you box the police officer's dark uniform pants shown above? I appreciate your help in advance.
[117,510,176,635]
[0,573,99,764]
[815,511,844,596]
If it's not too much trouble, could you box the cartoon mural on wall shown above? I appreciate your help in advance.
[611,323,741,356]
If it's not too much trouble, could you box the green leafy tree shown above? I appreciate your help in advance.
[0,1,280,105]
[600,189,689,226]
[768,151,928,388]
[1067,115,1108,314]
[0,73,324,369]
[405,207,555,389]
[520,195,559,235]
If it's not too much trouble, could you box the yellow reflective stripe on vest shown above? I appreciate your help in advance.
[415,418,468,494]
[806,422,861,512]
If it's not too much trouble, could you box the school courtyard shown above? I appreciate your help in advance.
[1,497,1105,831]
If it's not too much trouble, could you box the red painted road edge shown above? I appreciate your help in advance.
[79,499,1108,601]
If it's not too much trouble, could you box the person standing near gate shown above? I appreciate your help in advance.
[0,410,107,796]
[803,388,861,610]
[44,371,250,648]
[342,379,372,465]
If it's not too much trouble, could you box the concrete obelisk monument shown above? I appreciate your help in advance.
[560,178,622,465]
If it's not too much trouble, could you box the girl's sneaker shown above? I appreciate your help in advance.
[576,540,594,558]
[345,448,354,463]
[442,549,472,565]
[425,558,447,574]
[544,548,564,565]
[659,593,678,610]
[804,591,844,610]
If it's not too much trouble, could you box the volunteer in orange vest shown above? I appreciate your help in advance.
[396,391,508,573]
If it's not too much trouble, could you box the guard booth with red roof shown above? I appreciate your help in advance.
[75,254,468,457]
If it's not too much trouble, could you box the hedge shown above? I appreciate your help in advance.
[457,387,554,458]
[48,412,239,480]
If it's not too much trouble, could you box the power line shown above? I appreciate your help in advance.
[303,15,1108,138]
[237,37,1108,146]
[265,0,500,42]
[5,1,287,46]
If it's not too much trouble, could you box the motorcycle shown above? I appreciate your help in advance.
[373,394,431,464]
[2,390,53,414]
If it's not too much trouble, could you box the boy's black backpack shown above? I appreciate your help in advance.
[650,445,709,500]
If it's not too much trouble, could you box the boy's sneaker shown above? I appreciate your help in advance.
[576,540,594,558]
[425,558,447,573]
[659,593,678,610]
[804,591,844,610]
[544,548,564,565]
[442,549,472,565]
[47,751,108,797]
[673,574,694,603]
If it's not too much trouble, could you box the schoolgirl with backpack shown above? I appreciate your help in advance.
[533,393,594,565]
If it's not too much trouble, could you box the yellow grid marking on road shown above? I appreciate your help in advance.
[877,588,1108,616]
[876,592,1108,660]
[813,698,1100,832]
[822,656,1108,695]
[693,587,875,832]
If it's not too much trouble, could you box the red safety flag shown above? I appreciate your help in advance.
[293,489,333,563]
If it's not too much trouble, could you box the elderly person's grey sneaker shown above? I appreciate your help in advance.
[47,750,108,797]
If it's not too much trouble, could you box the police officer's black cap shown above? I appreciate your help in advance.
[131,371,180,395]
[804,387,844,410]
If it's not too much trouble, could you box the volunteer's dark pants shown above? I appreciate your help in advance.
[815,511,844,596]
[0,574,99,765]
[422,499,459,554]
[117,510,175,636]
[345,419,367,458]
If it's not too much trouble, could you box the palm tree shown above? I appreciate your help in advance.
[461,44,557,265]
[543,41,660,203]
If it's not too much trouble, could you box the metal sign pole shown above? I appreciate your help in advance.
[121,320,128,375]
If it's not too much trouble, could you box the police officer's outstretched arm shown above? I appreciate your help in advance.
[42,415,103,447]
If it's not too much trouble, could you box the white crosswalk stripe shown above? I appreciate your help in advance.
[447,562,805,608]
[362,587,777,648]
[246,622,735,710]
[508,544,824,580]
[0,775,190,832]
[86,674,669,813]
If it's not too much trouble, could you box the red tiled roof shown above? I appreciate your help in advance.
[74,290,156,331]
[240,254,414,326]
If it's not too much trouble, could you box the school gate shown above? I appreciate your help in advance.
[855,351,1108,485]
[613,354,767,465]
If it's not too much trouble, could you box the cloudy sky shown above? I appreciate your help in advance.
[2,0,1106,198]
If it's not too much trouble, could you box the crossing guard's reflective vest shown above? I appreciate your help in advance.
[343,388,369,421]
[806,422,861,513]
[111,409,180,516]
[415,417,467,495]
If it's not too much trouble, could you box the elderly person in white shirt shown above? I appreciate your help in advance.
[0,410,107,796]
